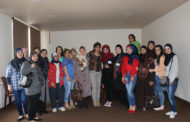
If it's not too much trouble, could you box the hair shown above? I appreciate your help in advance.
[128,34,136,42]
[71,48,77,53]
[155,45,164,65]
[141,45,147,50]
[63,48,71,56]
[41,49,48,54]
[79,46,86,50]
[33,47,40,51]
[93,42,101,49]
[148,40,155,49]
[56,46,64,57]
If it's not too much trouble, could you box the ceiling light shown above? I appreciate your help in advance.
[31,0,41,3]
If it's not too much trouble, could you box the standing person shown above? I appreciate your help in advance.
[48,52,65,112]
[38,49,49,114]
[74,46,92,108]
[164,44,179,119]
[89,42,102,107]
[6,48,28,121]
[121,44,139,113]
[33,47,41,55]
[113,44,128,108]
[21,51,44,122]
[101,45,114,107]
[149,45,165,111]
[128,34,141,55]
[62,49,75,110]
[56,46,64,62]
[22,48,30,60]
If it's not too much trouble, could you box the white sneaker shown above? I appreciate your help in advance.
[153,106,164,111]
[170,111,176,119]
[104,101,109,107]
[107,102,112,108]
[59,107,66,112]
[165,111,177,116]
[52,108,57,112]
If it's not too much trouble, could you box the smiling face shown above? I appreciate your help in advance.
[31,54,38,62]
[17,51,24,59]
[155,47,161,56]
[80,48,86,55]
[34,48,40,54]
[103,47,109,54]
[94,45,101,52]
[64,50,70,59]
[126,46,132,54]
[129,36,135,43]
[165,47,172,55]
[53,54,59,61]
[148,43,154,50]
[57,47,62,55]
[115,47,122,55]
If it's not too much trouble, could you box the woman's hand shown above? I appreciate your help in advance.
[8,85,13,93]
[131,77,134,82]
[149,81,154,86]
[149,69,154,73]
[102,84,104,88]
[67,76,71,82]
[122,77,127,84]
[105,64,110,69]
[169,81,173,85]
[31,64,36,68]
[51,83,55,88]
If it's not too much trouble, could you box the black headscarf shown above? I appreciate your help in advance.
[11,48,26,71]
[139,46,147,62]
[30,51,39,63]
[164,43,175,66]
[115,44,124,60]
[51,52,60,64]
[147,40,156,59]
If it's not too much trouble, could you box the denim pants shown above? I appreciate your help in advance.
[90,71,102,103]
[154,76,165,106]
[64,77,74,102]
[125,74,137,106]
[166,78,178,112]
[49,83,65,108]
[13,89,28,116]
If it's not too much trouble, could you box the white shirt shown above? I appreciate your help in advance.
[54,63,60,83]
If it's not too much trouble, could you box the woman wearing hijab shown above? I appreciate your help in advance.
[121,44,139,113]
[113,44,128,108]
[101,45,114,107]
[48,52,65,112]
[164,44,179,119]
[6,48,28,121]
[21,51,45,122]
[38,49,49,114]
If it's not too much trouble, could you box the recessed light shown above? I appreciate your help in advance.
[31,0,41,3]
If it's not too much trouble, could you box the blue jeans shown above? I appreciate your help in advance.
[125,74,137,106]
[49,83,65,108]
[13,89,28,116]
[166,78,178,112]
[154,76,165,106]
[64,77,74,102]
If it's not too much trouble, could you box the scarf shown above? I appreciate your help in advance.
[164,44,175,66]
[102,45,114,63]
[126,44,139,65]
[77,53,87,72]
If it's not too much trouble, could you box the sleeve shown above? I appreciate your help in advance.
[73,60,78,80]
[154,56,165,72]
[5,63,12,85]
[62,59,68,67]
[147,61,155,82]
[121,57,127,78]
[48,63,53,84]
[169,55,178,82]
[131,59,139,78]
[20,62,34,76]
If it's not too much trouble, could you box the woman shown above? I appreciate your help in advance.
[56,46,64,62]
[128,34,141,55]
[62,49,75,110]
[121,44,139,113]
[113,45,128,108]
[33,47,41,55]
[48,52,65,112]
[164,44,179,119]
[74,46,92,108]
[38,49,49,114]
[149,45,165,111]
[6,48,28,121]
[101,45,114,107]
[22,48,30,60]
[21,51,44,122]
[89,42,102,107]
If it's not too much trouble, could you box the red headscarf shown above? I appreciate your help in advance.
[102,45,114,63]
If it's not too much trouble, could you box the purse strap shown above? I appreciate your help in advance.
[168,57,174,74]
[74,81,82,90]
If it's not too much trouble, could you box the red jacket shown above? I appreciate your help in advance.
[48,62,64,88]
[121,56,139,78]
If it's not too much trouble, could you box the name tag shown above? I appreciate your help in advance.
[116,63,120,66]
[108,61,112,64]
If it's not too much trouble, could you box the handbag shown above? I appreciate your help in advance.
[145,96,160,109]
[160,58,174,86]
[71,81,83,102]
[19,61,33,88]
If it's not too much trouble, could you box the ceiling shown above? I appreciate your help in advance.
[0,0,187,31]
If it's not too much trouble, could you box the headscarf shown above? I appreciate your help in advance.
[147,40,156,59]
[164,43,175,66]
[11,48,26,71]
[126,44,139,65]
[102,45,114,63]
[51,52,59,64]
[30,51,39,63]
[139,46,147,62]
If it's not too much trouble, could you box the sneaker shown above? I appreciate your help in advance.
[52,108,57,112]
[170,111,176,119]
[104,101,109,107]
[165,111,177,116]
[64,103,71,110]
[59,107,66,112]
[106,102,112,108]
[153,106,164,111]
[70,101,76,109]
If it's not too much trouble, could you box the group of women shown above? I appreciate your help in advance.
[5,34,179,122]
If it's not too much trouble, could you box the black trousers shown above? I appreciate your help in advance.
[116,89,128,107]
[104,83,113,101]
[78,96,91,108]
[27,94,41,121]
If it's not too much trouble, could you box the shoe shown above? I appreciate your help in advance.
[169,111,176,119]
[52,108,57,112]
[106,102,112,108]
[33,117,42,121]
[166,111,177,116]
[153,106,164,111]
[96,102,101,107]
[130,106,136,113]
[70,101,76,109]
[64,103,71,110]
[16,116,24,121]
[93,102,97,107]
[142,107,146,111]
[104,101,109,107]
[59,107,66,112]
[29,120,36,122]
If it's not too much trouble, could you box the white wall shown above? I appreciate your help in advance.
[41,29,142,58]
[142,1,190,102]
[0,13,13,108]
